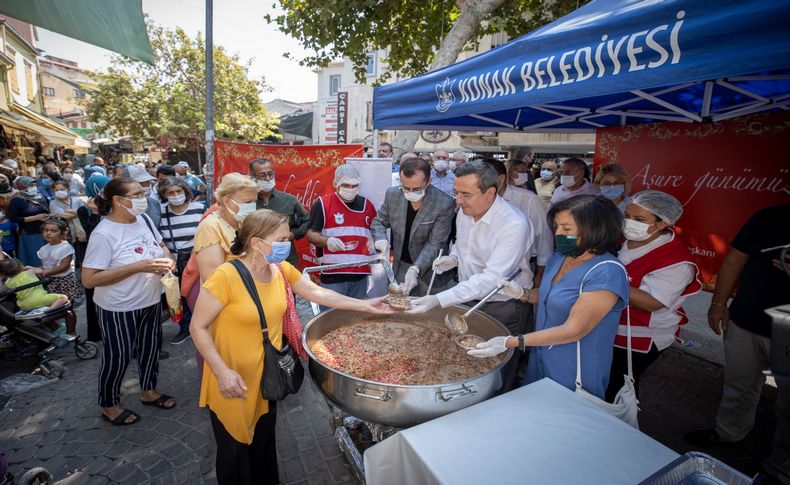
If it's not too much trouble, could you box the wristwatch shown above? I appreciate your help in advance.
[517,334,525,353]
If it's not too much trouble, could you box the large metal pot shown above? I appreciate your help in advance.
[302,306,514,427]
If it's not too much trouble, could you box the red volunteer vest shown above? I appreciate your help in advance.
[614,235,702,352]
[319,193,376,275]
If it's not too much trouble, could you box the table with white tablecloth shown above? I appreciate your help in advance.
[364,378,679,485]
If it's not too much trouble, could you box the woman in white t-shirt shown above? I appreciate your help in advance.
[82,177,177,426]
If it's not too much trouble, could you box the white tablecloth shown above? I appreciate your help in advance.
[364,378,678,485]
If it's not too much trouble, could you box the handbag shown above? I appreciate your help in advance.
[229,259,304,401]
[575,260,640,429]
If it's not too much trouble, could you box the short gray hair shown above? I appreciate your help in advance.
[454,161,499,192]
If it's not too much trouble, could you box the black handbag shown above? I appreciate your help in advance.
[229,259,304,401]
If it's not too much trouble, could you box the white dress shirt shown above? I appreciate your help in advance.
[437,196,534,308]
[548,180,600,209]
[502,185,552,266]
[430,170,456,198]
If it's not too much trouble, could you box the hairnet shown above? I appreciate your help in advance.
[333,164,360,187]
[86,174,111,198]
[631,190,683,225]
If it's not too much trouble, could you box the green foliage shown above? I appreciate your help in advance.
[84,23,278,146]
[266,0,583,84]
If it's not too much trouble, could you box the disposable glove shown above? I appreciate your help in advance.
[406,295,440,314]
[432,255,458,275]
[374,239,389,254]
[467,336,510,358]
[399,266,420,295]
[499,280,524,300]
[326,237,346,252]
[367,238,375,255]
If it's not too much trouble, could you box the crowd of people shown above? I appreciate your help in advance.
[0,148,786,485]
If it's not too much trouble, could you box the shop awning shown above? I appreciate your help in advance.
[2,107,91,148]
[373,0,790,132]
[0,0,153,64]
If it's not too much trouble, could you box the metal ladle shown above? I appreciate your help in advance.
[378,255,404,295]
[444,268,522,335]
[425,248,444,295]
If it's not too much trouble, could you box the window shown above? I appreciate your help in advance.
[24,60,34,101]
[42,87,55,96]
[6,47,18,93]
[329,75,340,96]
[73,88,85,99]
[365,53,376,77]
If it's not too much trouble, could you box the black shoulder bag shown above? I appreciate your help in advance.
[229,259,304,400]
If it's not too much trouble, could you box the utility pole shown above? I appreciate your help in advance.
[204,0,215,204]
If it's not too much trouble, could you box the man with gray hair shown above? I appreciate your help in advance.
[307,165,378,304]
[410,161,534,384]
[450,151,468,172]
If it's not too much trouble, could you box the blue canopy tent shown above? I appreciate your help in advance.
[372,0,790,133]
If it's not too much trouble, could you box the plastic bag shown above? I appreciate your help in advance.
[161,271,183,323]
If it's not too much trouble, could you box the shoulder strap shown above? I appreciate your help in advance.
[229,259,271,342]
[164,206,177,250]
[140,213,158,240]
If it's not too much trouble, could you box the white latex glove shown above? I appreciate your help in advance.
[399,266,420,295]
[467,336,510,358]
[432,255,458,275]
[499,280,524,300]
[367,238,375,255]
[374,239,389,254]
[406,295,440,314]
[326,237,346,252]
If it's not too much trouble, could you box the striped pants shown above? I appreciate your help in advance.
[96,302,162,407]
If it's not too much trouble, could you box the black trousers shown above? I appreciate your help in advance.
[210,406,279,485]
[605,344,662,403]
[84,287,101,342]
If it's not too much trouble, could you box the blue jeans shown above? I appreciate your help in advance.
[319,277,369,312]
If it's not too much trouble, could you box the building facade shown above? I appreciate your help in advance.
[39,55,97,137]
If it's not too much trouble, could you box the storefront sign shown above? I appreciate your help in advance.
[337,92,348,144]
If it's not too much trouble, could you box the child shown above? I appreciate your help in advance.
[37,219,82,335]
[0,257,71,334]
[0,209,16,258]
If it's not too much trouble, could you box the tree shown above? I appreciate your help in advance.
[267,0,581,152]
[85,23,278,148]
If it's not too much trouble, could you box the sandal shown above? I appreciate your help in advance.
[102,409,141,426]
[140,394,176,409]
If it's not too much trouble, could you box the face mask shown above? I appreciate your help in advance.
[448,161,457,172]
[601,185,625,200]
[555,234,580,257]
[167,194,186,206]
[256,239,291,264]
[63,173,73,181]
[540,170,554,181]
[513,172,530,186]
[230,199,256,222]
[623,219,655,242]
[338,187,358,201]
[403,189,426,203]
[40,178,52,187]
[434,160,449,172]
[26,187,39,197]
[54,190,69,199]
[258,179,276,192]
[123,197,148,217]
[560,175,578,188]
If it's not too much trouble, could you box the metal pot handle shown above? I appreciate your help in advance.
[436,384,477,402]
[354,386,393,401]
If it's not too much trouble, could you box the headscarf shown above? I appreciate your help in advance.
[84,165,107,180]
[85,174,111,199]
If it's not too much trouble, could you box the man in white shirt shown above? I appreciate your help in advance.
[548,157,600,209]
[410,161,534,340]
[429,150,456,198]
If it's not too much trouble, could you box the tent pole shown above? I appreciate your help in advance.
[204,0,215,205]
[372,129,380,158]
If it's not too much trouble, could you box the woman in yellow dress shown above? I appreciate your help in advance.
[191,209,392,485]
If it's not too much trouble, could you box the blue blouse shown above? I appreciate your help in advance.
[523,252,630,399]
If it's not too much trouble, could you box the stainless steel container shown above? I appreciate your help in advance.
[302,306,514,427]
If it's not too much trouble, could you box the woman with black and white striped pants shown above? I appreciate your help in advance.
[82,177,178,426]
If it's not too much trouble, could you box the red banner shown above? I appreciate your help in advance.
[214,141,365,268]
[594,111,790,290]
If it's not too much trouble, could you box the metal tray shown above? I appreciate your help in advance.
[639,452,752,485]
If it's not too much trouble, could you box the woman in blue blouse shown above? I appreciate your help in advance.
[469,195,630,399]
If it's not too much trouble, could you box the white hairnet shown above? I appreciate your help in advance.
[631,190,684,225]
[333,164,360,187]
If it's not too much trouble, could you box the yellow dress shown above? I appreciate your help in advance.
[193,211,238,261]
[198,261,302,444]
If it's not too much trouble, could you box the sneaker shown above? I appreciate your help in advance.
[170,330,191,345]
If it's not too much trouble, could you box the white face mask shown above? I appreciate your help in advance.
[26,187,38,197]
[560,174,578,188]
[54,190,69,199]
[623,219,655,241]
[230,199,256,222]
[338,187,358,201]
[63,173,73,181]
[167,194,186,206]
[122,197,148,217]
[434,160,449,172]
[513,172,530,186]
[403,188,426,203]
[258,179,275,192]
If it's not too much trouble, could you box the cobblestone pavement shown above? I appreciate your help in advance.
[0,296,778,483]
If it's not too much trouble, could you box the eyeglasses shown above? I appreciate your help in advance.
[399,185,427,194]
[253,171,275,180]
[455,191,483,201]
[121,192,147,200]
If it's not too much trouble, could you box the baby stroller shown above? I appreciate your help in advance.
[0,275,98,379]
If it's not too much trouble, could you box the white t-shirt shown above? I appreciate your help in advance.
[37,241,74,277]
[83,215,166,312]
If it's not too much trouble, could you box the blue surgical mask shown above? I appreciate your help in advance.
[540,170,554,181]
[39,178,52,187]
[257,239,291,264]
[600,184,625,200]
